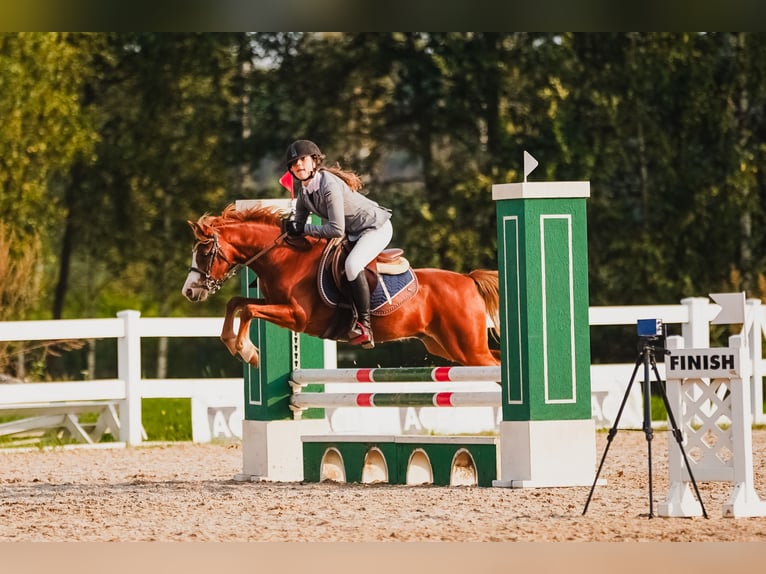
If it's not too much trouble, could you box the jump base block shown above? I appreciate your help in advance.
[302,434,498,486]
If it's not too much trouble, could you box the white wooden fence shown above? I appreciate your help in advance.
[1,296,764,446]
[589,296,765,428]
[0,310,241,445]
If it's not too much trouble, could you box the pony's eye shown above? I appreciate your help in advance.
[195,242,216,265]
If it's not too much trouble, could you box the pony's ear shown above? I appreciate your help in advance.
[189,220,213,241]
[188,220,201,239]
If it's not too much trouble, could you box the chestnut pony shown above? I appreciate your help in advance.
[182,204,500,367]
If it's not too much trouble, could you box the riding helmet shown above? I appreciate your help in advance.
[285,139,324,167]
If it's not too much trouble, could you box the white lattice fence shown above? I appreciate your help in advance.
[661,335,766,517]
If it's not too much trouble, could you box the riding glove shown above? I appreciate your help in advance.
[284,219,305,237]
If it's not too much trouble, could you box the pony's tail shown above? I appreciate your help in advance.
[468,269,500,339]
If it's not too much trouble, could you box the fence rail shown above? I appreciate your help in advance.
[1,296,764,446]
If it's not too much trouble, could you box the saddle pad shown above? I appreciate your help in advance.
[319,266,418,316]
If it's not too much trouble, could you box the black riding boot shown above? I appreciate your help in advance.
[349,273,374,349]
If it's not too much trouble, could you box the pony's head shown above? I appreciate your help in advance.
[181,204,290,302]
[182,216,239,302]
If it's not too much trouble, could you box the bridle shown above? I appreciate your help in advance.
[189,230,288,294]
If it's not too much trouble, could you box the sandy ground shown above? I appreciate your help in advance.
[1,430,766,543]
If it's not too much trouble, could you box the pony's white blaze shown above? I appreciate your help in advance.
[181,251,209,302]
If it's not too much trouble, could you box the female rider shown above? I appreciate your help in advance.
[283,139,393,349]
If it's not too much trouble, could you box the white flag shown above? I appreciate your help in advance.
[523,151,538,181]
[710,292,746,325]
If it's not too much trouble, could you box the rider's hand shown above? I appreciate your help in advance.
[284,219,304,237]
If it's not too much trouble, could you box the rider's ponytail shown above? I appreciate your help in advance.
[322,164,363,192]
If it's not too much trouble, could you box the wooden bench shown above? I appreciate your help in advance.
[0,401,121,445]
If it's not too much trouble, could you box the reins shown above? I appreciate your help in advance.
[240,230,289,268]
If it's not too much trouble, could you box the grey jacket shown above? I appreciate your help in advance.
[295,170,392,241]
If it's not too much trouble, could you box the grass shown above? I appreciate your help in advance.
[141,398,193,441]
[651,395,668,421]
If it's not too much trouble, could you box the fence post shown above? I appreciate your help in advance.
[117,310,143,445]
[747,298,765,424]
[681,297,711,348]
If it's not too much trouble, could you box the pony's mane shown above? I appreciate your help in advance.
[197,203,285,229]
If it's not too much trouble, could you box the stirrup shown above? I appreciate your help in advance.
[348,321,374,349]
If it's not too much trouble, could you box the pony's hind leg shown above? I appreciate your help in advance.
[420,313,500,366]
[419,337,454,364]
[420,335,499,367]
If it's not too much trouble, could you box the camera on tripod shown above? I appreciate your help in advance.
[636,318,666,353]
[583,315,708,518]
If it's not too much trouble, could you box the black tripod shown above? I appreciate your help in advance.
[582,340,708,518]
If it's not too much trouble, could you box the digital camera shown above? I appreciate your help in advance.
[636,318,666,352]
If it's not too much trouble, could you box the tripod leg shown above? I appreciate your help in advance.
[583,354,642,515]
[651,359,709,519]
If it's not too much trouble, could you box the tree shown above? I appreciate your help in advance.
[55,33,244,321]
[551,33,766,305]
[0,33,98,319]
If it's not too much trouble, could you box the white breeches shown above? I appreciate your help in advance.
[345,220,393,280]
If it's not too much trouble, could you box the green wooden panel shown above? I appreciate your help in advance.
[495,194,592,422]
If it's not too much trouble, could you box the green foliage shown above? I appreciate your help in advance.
[0,33,100,321]
[5,32,766,379]
[553,33,766,304]
[0,33,98,235]
[54,33,239,320]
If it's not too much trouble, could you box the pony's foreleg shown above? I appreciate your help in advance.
[237,301,308,331]
[220,297,244,356]
[221,296,265,363]
[232,301,308,360]
[231,302,307,367]
[234,315,260,367]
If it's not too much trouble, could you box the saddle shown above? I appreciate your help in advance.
[327,238,409,292]
[317,237,418,341]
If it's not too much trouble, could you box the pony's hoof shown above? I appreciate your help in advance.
[221,337,238,356]
[238,346,260,367]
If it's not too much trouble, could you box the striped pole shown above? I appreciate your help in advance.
[291,390,500,409]
[291,366,501,385]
